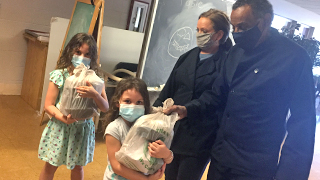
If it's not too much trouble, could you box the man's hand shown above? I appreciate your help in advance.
[163,105,187,120]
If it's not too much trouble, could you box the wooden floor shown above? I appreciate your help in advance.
[0,95,318,180]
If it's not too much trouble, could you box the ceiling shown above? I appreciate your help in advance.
[285,0,320,15]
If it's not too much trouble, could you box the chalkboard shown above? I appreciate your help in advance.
[61,0,103,50]
[141,0,228,87]
[64,2,95,48]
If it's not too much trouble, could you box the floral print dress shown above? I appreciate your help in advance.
[38,69,95,169]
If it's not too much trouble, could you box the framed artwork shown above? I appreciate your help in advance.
[127,0,149,33]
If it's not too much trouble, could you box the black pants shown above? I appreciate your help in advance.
[207,158,274,180]
[165,153,210,180]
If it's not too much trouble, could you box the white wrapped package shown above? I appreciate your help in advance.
[115,98,178,174]
[60,63,104,120]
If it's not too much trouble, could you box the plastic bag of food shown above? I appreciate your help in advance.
[60,63,104,120]
[115,98,178,174]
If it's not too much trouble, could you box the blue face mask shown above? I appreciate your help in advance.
[71,55,91,68]
[232,23,262,51]
[119,104,145,122]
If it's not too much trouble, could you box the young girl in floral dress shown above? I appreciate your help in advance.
[38,33,109,180]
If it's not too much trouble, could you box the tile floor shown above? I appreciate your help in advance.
[0,95,318,180]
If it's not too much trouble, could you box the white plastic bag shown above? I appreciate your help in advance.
[60,63,104,120]
[115,98,178,174]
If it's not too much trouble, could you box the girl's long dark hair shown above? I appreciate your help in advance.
[56,33,101,76]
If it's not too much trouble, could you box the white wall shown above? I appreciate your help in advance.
[0,0,74,95]
[269,0,320,40]
[104,0,131,29]
[0,0,132,95]
[104,0,151,29]
[100,27,144,73]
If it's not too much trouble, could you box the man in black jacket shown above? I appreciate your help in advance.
[165,0,316,179]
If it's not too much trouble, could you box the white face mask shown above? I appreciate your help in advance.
[196,32,216,50]
[119,104,145,122]
[71,55,91,68]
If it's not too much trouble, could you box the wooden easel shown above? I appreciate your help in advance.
[40,0,105,126]
[60,0,104,63]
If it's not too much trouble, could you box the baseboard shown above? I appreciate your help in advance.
[0,83,22,95]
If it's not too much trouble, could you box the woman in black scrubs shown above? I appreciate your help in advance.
[153,9,232,180]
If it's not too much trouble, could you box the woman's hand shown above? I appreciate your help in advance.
[148,140,171,159]
[76,81,98,98]
[147,163,166,180]
[163,105,187,120]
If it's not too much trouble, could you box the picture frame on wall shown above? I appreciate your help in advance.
[127,0,149,33]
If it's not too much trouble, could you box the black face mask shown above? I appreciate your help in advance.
[232,24,262,51]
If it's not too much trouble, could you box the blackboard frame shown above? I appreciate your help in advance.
[136,0,157,79]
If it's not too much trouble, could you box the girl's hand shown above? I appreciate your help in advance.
[148,140,171,159]
[76,81,98,98]
[63,114,78,124]
[147,163,166,180]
